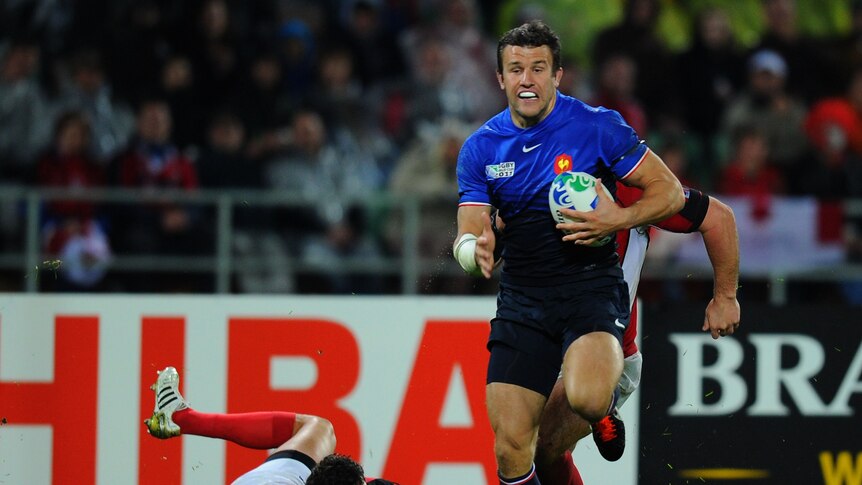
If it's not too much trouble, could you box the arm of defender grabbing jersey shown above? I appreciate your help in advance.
[698,196,741,339]
[560,150,684,245]
[455,205,495,278]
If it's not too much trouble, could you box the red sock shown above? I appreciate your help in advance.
[536,451,584,485]
[172,409,296,449]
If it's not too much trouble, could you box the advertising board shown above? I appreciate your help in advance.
[0,295,639,484]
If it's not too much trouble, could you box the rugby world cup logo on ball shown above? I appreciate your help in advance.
[548,171,613,247]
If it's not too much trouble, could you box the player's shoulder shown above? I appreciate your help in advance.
[462,110,508,149]
[559,93,626,127]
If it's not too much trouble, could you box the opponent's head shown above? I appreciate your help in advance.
[306,454,365,485]
[496,20,563,127]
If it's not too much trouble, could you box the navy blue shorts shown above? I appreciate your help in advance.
[486,276,630,397]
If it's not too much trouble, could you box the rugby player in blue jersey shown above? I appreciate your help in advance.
[453,21,684,485]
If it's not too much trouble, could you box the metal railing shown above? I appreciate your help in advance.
[0,186,426,294]
[1,186,861,304]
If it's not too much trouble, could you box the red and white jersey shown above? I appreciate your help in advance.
[614,184,710,357]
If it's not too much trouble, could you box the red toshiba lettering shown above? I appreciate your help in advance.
[226,318,361,482]
[0,316,98,485]
[383,321,496,484]
[138,317,186,485]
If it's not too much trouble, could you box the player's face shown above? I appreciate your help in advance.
[497,45,562,128]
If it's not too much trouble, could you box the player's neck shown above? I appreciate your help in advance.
[510,92,558,129]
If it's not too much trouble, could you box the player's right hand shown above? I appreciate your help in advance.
[703,296,740,339]
[475,211,496,279]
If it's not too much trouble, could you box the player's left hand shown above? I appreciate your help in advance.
[557,179,625,245]
[703,296,740,339]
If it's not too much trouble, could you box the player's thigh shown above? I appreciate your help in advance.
[536,378,591,460]
[562,332,624,412]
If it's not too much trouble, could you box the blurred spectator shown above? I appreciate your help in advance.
[592,0,678,126]
[197,112,259,189]
[36,111,111,290]
[718,125,785,198]
[387,118,468,259]
[275,19,317,101]
[107,1,180,104]
[656,135,697,189]
[0,0,74,56]
[232,51,295,139]
[833,0,862,85]
[308,46,399,178]
[386,36,486,145]
[158,54,202,149]
[0,38,51,182]
[676,7,745,166]
[804,62,862,306]
[803,65,862,198]
[197,111,282,293]
[591,54,648,135]
[112,99,202,260]
[51,48,135,163]
[308,45,366,131]
[399,0,501,122]
[264,109,385,293]
[183,0,243,116]
[337,0,407,88]
[721,49,809,183]
[752,0,838,102]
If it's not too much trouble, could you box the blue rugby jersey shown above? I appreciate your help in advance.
[456,92,650,286]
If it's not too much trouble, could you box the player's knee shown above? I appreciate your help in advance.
[309,416,336,451]
[567,389,609,423]
[494,428,535,462]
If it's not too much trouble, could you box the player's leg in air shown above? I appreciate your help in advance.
[535,350,642,484]
[144,366,390,485]
[557,275,630,458]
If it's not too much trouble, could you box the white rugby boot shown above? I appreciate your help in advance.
[144,366,189,439]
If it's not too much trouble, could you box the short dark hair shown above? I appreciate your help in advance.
[497,20,562,73]
[306,454,365,485]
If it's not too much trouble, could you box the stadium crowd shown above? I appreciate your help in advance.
[1,0,861,298]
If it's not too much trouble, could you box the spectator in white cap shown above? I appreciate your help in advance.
[748,49,787,78]
[721,48,809,190]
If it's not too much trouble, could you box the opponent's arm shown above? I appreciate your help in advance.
[699,196,741,339]
[559,151,685,245]
[454,205,495,278]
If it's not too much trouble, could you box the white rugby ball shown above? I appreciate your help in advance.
[548,171,613,247]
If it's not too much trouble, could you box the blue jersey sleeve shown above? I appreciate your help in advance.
[456,136,491,206]
[596,109,650,180]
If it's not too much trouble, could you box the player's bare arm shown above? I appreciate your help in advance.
[454,205,495,278]
[699,196,741,339]
[559,150,685,245]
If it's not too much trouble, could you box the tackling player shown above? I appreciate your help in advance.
[144,366,398,485]
[531,185,741,484]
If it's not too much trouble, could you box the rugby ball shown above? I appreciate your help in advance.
[548,171,613,247]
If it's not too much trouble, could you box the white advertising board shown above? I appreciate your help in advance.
[0,294,638,484]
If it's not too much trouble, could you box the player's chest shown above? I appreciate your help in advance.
[484,135,599,188]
